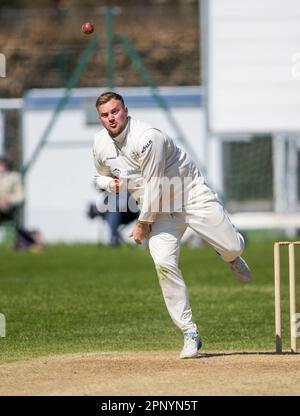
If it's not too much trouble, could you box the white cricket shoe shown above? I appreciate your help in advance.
[180,331,202,359]
[229,256,251,283]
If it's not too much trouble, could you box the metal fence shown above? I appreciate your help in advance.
[0,3,200,98]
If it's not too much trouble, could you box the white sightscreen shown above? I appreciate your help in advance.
[205,0,300,134]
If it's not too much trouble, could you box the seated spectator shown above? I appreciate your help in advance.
[0,155,44,252]
[87,190,139,247]
[0,156,24,223]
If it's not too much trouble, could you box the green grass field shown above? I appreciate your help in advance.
[0,240,298,364]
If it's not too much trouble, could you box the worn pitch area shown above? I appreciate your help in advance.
[0,351,299,396]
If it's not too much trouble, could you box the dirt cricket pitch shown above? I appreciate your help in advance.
[0,350,300,396]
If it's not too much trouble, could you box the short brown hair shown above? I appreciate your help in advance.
[95,91,125,109]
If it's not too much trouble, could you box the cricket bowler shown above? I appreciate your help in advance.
[92,91,251,359]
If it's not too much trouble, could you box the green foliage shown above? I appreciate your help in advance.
[0,241,297,363]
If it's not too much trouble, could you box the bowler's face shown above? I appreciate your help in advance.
[97,98,128,138]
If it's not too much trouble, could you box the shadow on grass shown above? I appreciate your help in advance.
[198,351,300,359]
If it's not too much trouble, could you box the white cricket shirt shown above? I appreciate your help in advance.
[93,117,205,223]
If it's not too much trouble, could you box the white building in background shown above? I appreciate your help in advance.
[22,86,208,243]
[201,0,300,215]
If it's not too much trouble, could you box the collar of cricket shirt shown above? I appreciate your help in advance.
[111,116,130,144]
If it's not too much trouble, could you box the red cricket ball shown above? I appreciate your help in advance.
[81,22,94,35]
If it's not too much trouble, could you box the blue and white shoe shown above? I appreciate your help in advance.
[229,256,251,283]
[180,331,202,359]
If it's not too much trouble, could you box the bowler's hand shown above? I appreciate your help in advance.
[109,178,123,193]
[128,222,150,245]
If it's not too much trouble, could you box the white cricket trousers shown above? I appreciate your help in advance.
[148,187,244,333]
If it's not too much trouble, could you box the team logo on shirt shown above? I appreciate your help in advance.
[112,167,138,177]
[112,168,122,177]
[141,140,152,154]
